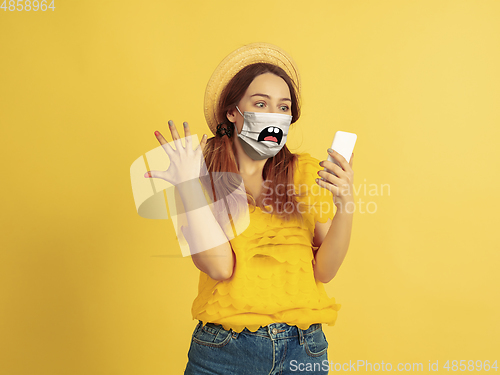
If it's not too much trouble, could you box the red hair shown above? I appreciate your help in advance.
[202,63,304,225]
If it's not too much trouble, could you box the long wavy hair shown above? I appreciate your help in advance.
[201,63,304,226]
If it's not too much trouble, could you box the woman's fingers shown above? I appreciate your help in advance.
[155,130,167,145]
[168,120,183,151]
[183,122,192,148]
[318,169,340,186]
[195,133,208,153]
[322,160,343,180]
[144,169,166,180]
[327,149,350,173]
[200,134,208,150]
[146,121,204,184]
[155,130,175,156]
[315,176,339,195]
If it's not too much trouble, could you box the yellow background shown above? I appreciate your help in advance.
[1,0,499,374]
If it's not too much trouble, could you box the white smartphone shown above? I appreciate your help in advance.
[322,131,357,178]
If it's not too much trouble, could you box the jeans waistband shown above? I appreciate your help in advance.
[198,320,322,342]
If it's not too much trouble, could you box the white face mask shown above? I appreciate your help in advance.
[235,106,292,160]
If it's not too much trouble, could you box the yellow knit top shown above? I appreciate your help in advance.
[191,153,342,333]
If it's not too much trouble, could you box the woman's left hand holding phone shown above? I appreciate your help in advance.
[317,150,355,206]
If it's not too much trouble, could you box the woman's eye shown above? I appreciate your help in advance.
[280,105,289,111]
[255,102,265,108]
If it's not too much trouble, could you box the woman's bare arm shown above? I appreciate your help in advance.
[176,180,235,281]
[313,210,353,283]
[313,149,355,283]
[145,121,235,281]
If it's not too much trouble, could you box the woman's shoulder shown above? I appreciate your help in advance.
[294,152,321,166]
[292,152,322,184]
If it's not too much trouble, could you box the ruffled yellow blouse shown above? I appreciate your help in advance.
[191,153,341,333]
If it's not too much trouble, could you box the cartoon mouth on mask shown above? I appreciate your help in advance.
[257,126,283,145]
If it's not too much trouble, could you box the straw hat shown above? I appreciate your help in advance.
[204,43,301,135]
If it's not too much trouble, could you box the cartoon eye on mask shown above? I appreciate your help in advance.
[257,126,283,144]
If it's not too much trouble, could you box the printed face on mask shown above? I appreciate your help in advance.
[234,107,292,160]
[226,73,293,160]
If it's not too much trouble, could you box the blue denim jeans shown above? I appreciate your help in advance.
[184,320,329,375]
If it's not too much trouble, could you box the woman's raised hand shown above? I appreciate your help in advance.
[144,120,208,185]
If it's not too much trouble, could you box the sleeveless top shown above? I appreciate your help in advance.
[190,153,342,333]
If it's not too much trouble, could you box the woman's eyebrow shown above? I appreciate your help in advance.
[250,93,291,102]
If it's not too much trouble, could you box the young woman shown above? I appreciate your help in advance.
[145,43,354,375]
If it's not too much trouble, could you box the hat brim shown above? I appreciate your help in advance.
[204,43,301,135]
